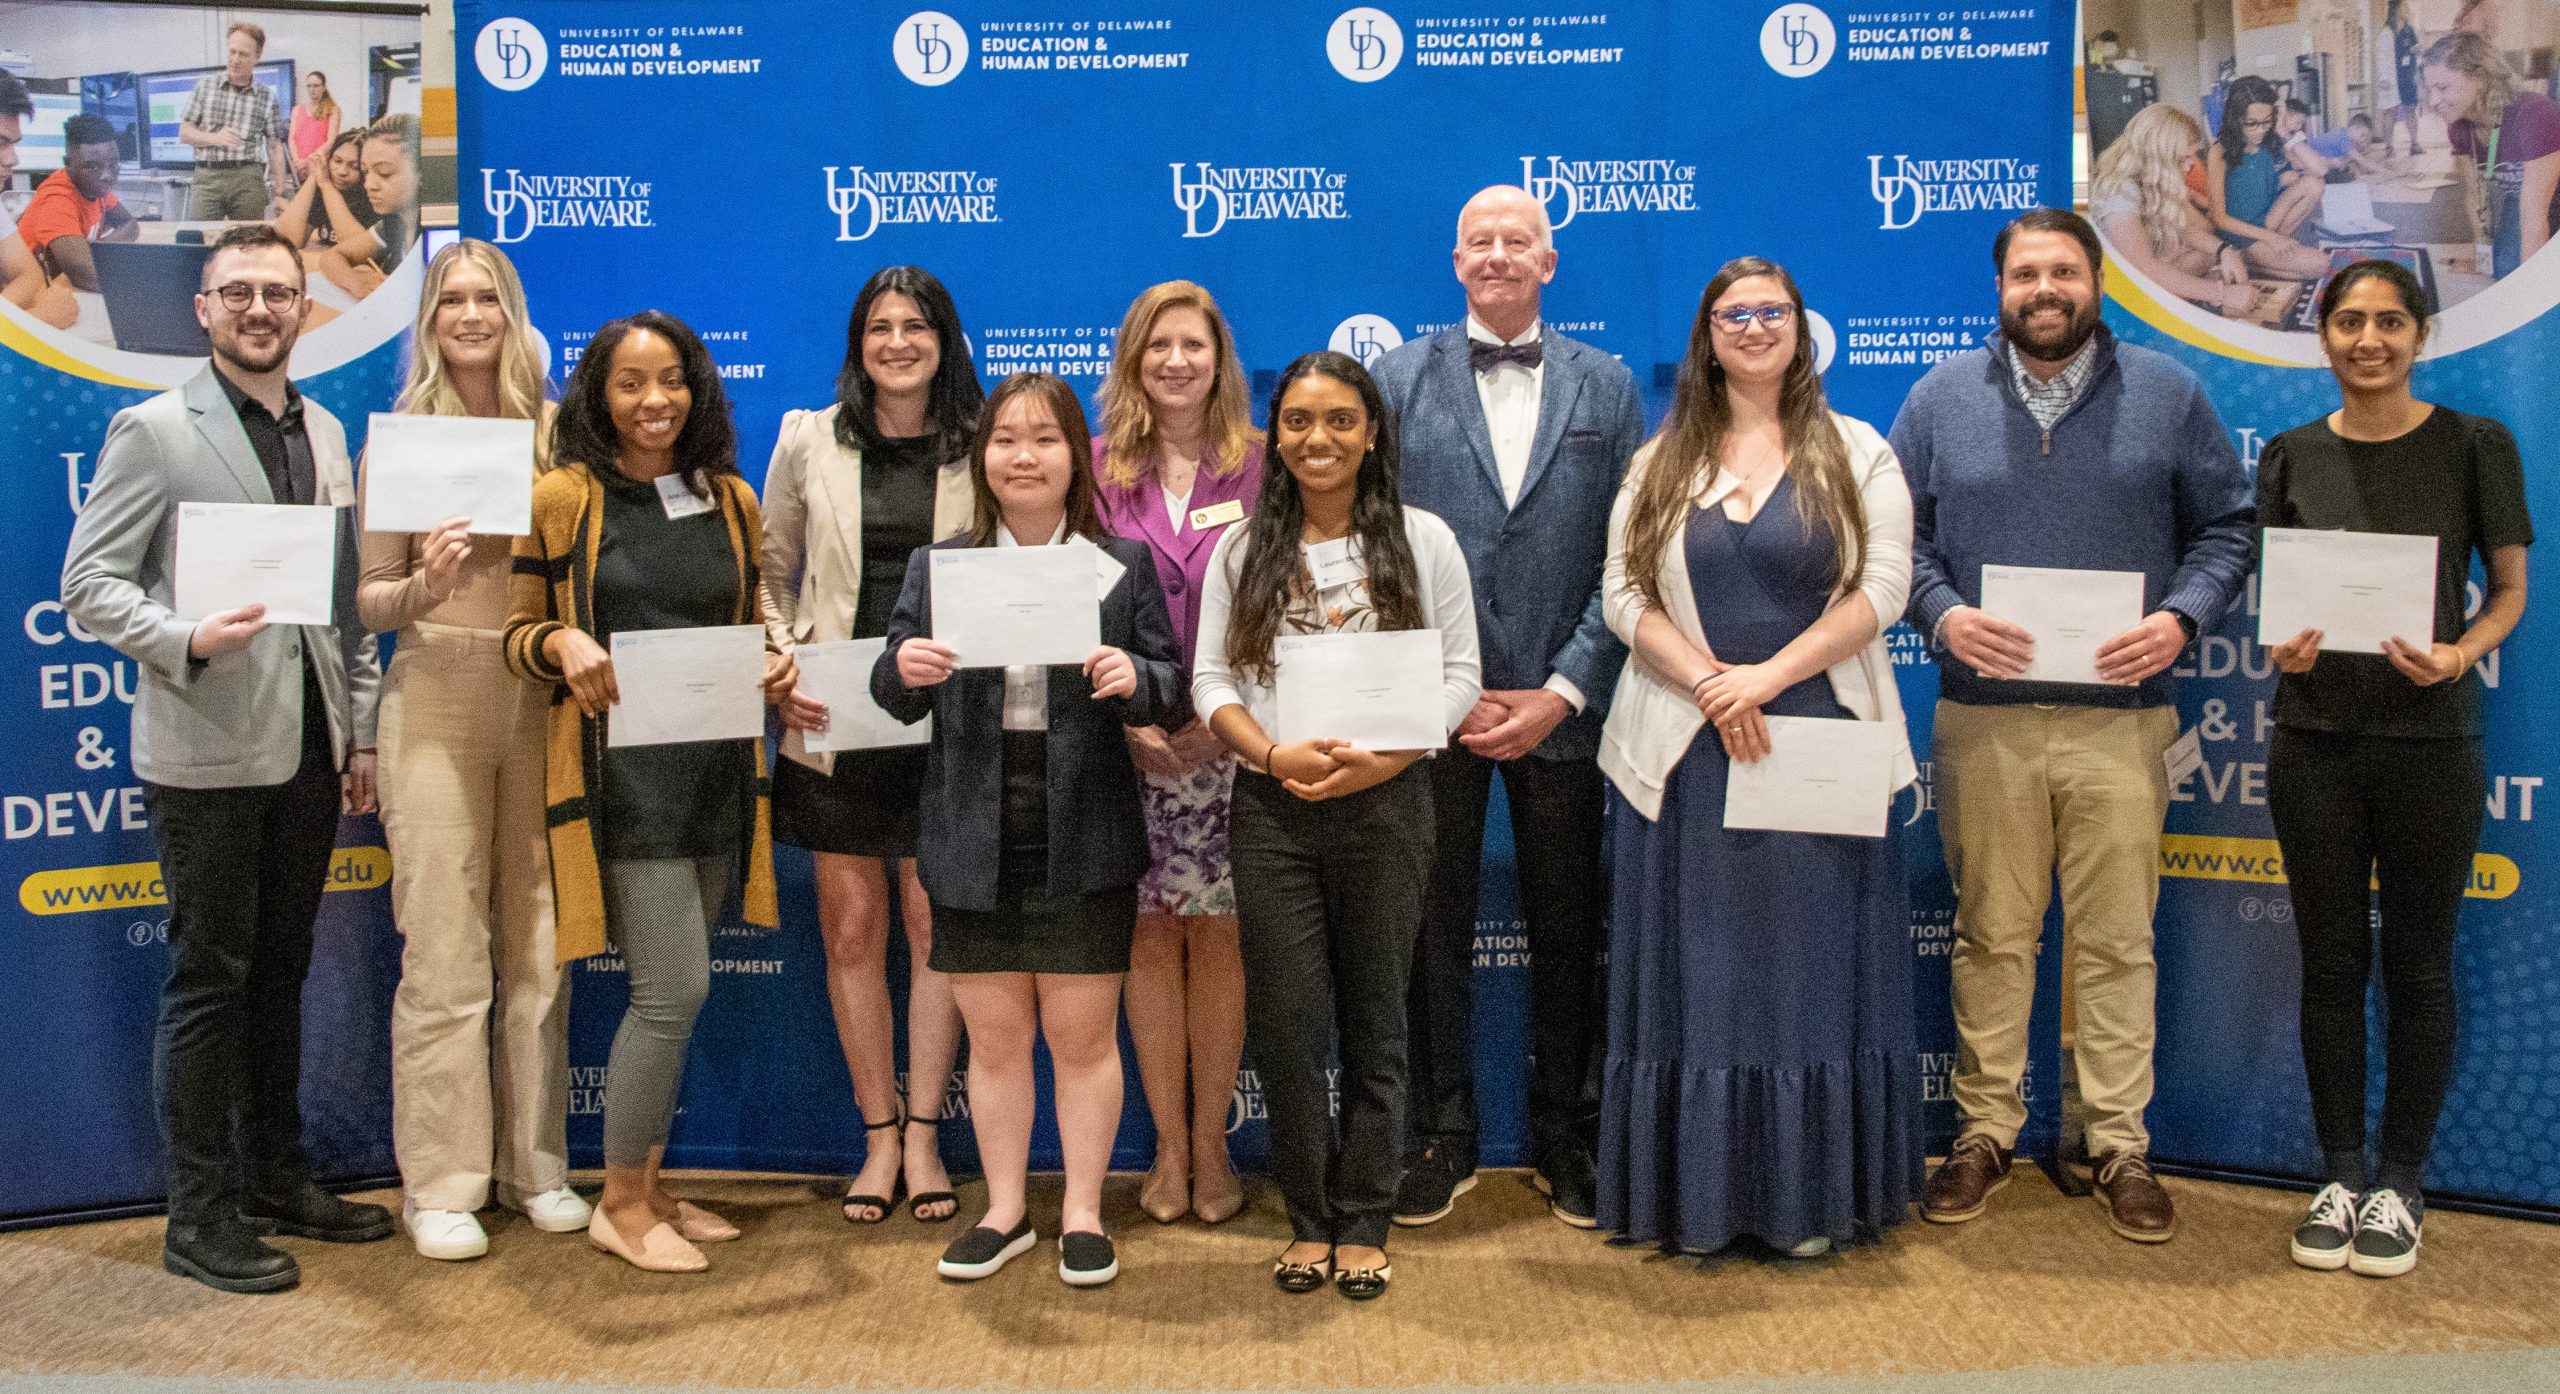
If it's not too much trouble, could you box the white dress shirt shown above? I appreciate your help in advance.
[1467,315,1542,510]
[994,518,1058,731]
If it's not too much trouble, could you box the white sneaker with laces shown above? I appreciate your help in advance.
[515,1186,594,1233]
[405,1201,489,1261]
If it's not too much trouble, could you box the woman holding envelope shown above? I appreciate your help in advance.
[1594,258,1920,1259]
[358,239,589,1262]
[872,372,1186,1287]
[2259,259,2531,1278]
[1090,280,1264,1226]
[1190,350,1481,1300]
[761,265,983,1227]
[503,309,810,1273]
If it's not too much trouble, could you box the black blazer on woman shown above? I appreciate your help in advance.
[872,533,1189,911]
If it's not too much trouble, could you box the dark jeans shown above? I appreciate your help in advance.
[1232,762,1433,1249]
[1409,747,1605,1171]
[143,699,341,1225]
[2266,726,2484,1184]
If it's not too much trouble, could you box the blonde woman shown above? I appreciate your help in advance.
[2424,29,2560,278]
[2090,104,2261,318]
[358,240,588,1260]
[289,71,340,170]
[1090,282,1263,1224]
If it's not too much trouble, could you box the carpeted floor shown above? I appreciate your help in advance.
[5,1168,2557,1392]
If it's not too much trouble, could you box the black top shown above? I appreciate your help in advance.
[592,465,751,859]
[369,211,414,274]
[214,366,314,506]
[855,434,940,640]
[2257,406,2534,738]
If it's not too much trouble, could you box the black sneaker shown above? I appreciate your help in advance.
[2289,1182,2358,1271]
[937,1216,1037,1281]
[1391,1145,1476,1227]
[1533,1151,1599,1230]
[1057,1230,1118,1287]
[240,1183,396,1243]
[2347,1188,2421,1278]
[163,1218,299,1294]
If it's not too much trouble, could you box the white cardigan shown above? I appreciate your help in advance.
[1598,412,1918,821]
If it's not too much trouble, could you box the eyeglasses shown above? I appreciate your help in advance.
[1709,303,1795,334]
[208,283,304,312]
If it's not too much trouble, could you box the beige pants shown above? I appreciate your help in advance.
[188,162,270,220]
[1934,700,2177,1158]
[381,625,567,1212]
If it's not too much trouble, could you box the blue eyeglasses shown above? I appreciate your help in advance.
[1710,303,1795,333]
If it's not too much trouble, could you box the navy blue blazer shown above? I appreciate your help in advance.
[871,533,1189,912]
[1371,323,1644,762]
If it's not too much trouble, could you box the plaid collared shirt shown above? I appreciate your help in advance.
[181,75,284,167]
[2007,335,2096,433]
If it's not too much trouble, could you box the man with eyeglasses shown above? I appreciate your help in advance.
[1370,184,1644,1230]
[63,223,387,1293]
[1888,207,2252,1245]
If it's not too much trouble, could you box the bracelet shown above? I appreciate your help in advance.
[1264,741,1279,776]
[1689,674,1715,701]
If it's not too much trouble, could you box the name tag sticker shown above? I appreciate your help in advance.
[1302,536,1366,592]
[656,473,714,519]
[2163,725,2203,784]
[1190,498,1245,531]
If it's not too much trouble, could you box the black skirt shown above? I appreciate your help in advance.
[772,744,927,858]
[930,731,1136,976]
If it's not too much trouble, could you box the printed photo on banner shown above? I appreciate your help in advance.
[0,2,428,384]
[2086,0,2560,359]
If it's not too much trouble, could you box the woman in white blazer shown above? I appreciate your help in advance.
[1592,257,1924,1259]
[760,266,982,1225]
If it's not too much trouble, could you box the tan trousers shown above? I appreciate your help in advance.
[381,625,567,1212]
[1934,700,2177,1158]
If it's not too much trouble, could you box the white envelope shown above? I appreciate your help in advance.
[2257,528,2438,655]
[1274,628,1446,751]
[1980,564,2145,685]
[361,413,537,536]
[1722,715,1898,838]
[173,502,338,625]
[929,544,1103,668]
[796,637,928,752]
[608,625,766,748]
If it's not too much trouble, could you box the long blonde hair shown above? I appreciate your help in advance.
[1096,279,1259,489]
[395,239,552,464]
[303,72,338,124]
[2090,103,2204,261]
[2424,30,2518,128]
[1620,258,1863,614]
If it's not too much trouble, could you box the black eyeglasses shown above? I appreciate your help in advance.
[1709,304,1795,334]
[208,283,304,312]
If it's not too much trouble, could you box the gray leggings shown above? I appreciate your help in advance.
[600,855,730,1169]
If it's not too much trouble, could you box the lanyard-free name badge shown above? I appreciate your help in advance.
[1189,498,1245,531]
[1302,536,1366,592]
[656,473,714,520]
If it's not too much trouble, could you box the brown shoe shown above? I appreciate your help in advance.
[1921,1132,2013,1223]
[2093,1150,2175,1243]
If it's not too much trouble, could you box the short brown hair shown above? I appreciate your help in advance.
[226,21,266,52]
[201,222,305,290]
[1994,207,2102,279]
[967,374,1107,547]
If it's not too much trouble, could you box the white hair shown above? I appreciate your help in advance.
[1456,184,1553,252]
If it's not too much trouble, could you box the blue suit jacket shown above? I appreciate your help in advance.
[1371,323,1642,762]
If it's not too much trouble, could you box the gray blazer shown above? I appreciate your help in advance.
[1371,323,1644,762]
[61,366,378,789]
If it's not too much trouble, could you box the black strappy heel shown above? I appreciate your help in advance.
[905,1115,958,1223]
[840,1113,904,1225]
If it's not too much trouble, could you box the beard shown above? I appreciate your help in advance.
[211,314,297,375]
[2001,292,2099,364]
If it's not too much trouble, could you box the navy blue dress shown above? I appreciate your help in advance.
[1597,477,1922,1253]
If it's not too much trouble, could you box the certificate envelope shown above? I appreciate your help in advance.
[608,625,765,748]
[929,545,1102,668]
[796,637,928,752]
[1979,564,2145,685]
[1722,715,1898,838]
[362,412,537,536]
[174,502,338,625]
[1273,628,1445,751]
[2257,528,2438,655]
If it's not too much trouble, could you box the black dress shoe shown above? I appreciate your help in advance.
[164,1219,299,1294]
[241,1183,396,1243]
[1535,1151,1600,1230]
[1390,1144,1476,1227]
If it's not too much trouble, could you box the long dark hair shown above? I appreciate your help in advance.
[552,309,738,497]
[832,265,984,463]
[1223,351,1425,683]
[2221,75,2281,163]
[966,373,1108,547]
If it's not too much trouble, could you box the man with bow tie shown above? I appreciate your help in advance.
[1371,184,1645,1230]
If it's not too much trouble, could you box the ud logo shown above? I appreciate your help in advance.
[1328,313,1404,366]
[482,168,535,244]
[1869,155,1925,231]
[1169,162,1225,238]
[1519,155,1581,231]
[825,166,884,242]
[64,450,97,515]
[895,10,968,86]
[1760,3,1835,78]
[473,17,548,92]
[1327,7,1403,82]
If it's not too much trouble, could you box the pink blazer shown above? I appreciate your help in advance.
[1090,435,1264,670]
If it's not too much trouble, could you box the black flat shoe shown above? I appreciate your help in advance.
[240,1183,395,1243]
[1272,1247,1331,1294]
[164,1219,299,1294]
[842,1113,903,1225]
[1058,1230,1118,1287]
[905,1115,958,1223]
[936,1216,1036,1281]
[1334,1261,1392,1300]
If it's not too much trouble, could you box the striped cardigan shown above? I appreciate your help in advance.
[503,461,780,964]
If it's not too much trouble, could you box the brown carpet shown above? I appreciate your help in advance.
[5,1169,2557,1390]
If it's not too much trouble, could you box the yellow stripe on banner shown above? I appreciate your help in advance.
[2102,264,2299,368]
[18,847,394,916]
[2160,833,2519,900]
[0,315,160,388]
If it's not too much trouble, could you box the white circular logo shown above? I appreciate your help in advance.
[1760,4,1834,78]
[473,18,548,92]
[895,10,969,86]
[1329,314,1404,366]
[1328,8,1403,82]
[1806,308,1836,374]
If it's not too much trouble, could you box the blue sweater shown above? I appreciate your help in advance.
[1889,327,2254,708]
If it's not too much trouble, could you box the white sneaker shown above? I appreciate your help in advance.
[1785,1236,1832,1258]
[514,1186,594,1233]
[404,1201,489,1261]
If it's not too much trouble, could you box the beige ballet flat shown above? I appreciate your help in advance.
[673,1200,739,1243]
[1139,1165,1189,1224]
[1192,1167,1245,1225]
[588,1206,708,1273]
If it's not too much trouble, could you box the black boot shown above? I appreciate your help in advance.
[164,1218,300,1293]
[241,1182,396,1243]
